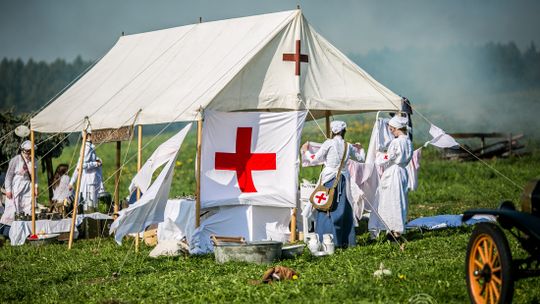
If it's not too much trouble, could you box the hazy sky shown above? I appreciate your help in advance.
[0,0,539,61]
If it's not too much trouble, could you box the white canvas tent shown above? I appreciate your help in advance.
[31,9,399,133]
[29,9,402,248]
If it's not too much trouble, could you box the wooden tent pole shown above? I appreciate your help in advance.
[30,130,36,236]
[290,208,297,243]
[195,114,203,228]
[113,141,121,218]
[68,130,88,249]
[325,110,331,138]
[135,125,142,252]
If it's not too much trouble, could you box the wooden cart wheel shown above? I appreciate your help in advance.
[466,223,514,304]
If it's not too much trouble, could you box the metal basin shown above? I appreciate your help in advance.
[214,241,282,264]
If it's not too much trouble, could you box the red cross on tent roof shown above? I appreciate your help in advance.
[215,127,277,193]
[282,39,309,76]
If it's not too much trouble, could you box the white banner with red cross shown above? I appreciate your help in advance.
[200,110,307,208]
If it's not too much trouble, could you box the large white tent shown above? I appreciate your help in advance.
[31,9,399,133]
[29,9,402,248]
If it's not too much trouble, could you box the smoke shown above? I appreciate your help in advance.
[349,43,540,141]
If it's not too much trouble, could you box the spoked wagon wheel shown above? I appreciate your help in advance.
[466,223,514,304]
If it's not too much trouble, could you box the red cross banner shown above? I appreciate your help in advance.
[200,110,307,208]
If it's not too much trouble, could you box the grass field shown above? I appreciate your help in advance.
[2,120,540,303]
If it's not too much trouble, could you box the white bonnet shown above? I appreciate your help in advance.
[330,120,347,134]
[20,140,35,151]
[388,116,408,129]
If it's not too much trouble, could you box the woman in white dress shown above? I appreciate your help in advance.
[0,140,38,237]
[69,132,104,212]
[368,115,413,238]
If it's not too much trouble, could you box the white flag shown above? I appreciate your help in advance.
[201,110,307,208]
[426,124,459,148]
[110,123,192,244]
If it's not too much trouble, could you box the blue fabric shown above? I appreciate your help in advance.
[315,175,356,248]
[406,214,495,230]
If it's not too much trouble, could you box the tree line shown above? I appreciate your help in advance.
[0,56,92,113]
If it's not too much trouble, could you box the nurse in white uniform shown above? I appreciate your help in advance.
[368,115,413,238]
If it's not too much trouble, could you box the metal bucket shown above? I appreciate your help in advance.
[214,241,283,264]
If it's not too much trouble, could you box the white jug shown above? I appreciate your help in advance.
[305,233,320,253]
[322,233,335,254]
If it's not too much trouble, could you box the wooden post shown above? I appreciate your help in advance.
[195,116,203,228]
[290,208,297,243]
[45,157,54,205]
[30,130,36,236]
[480,136,485,155]
[135,125,142,252]
[68,130,88,249]
[113,141,121,218]
[508,132,513,157]
[325,110,331,138]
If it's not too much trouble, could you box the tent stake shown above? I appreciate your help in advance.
[114,141,121,219]
[135,125,142,252]
[195,114,203,228]
[30,129,36,236]
[68,130,88,249]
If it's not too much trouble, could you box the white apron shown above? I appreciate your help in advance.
[368,135,413,233]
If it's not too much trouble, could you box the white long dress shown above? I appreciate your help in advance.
[368,134,413,233]
[70,141,104,210]
[0,154,37,226]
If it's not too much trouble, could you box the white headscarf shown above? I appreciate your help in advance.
[331,120,347,134]
[388,116,408,129]
[20,140,35,151]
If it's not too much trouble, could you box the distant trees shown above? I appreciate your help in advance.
[0,56,91,113]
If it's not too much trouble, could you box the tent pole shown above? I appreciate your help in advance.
[114,141,121,218]
[135,125,142,252]
[290,208,297,243]
[68,130,88,249]
[195,114,203,228]
[30,130,36,236]
[325,110,331,138]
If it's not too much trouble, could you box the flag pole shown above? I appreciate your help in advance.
[68,128,88,249]
[195,110,203,228]
[114,141,121,218]
[135,125,142,252]
[30,129,36,236]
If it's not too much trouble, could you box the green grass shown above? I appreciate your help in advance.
[3,122,540,303]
